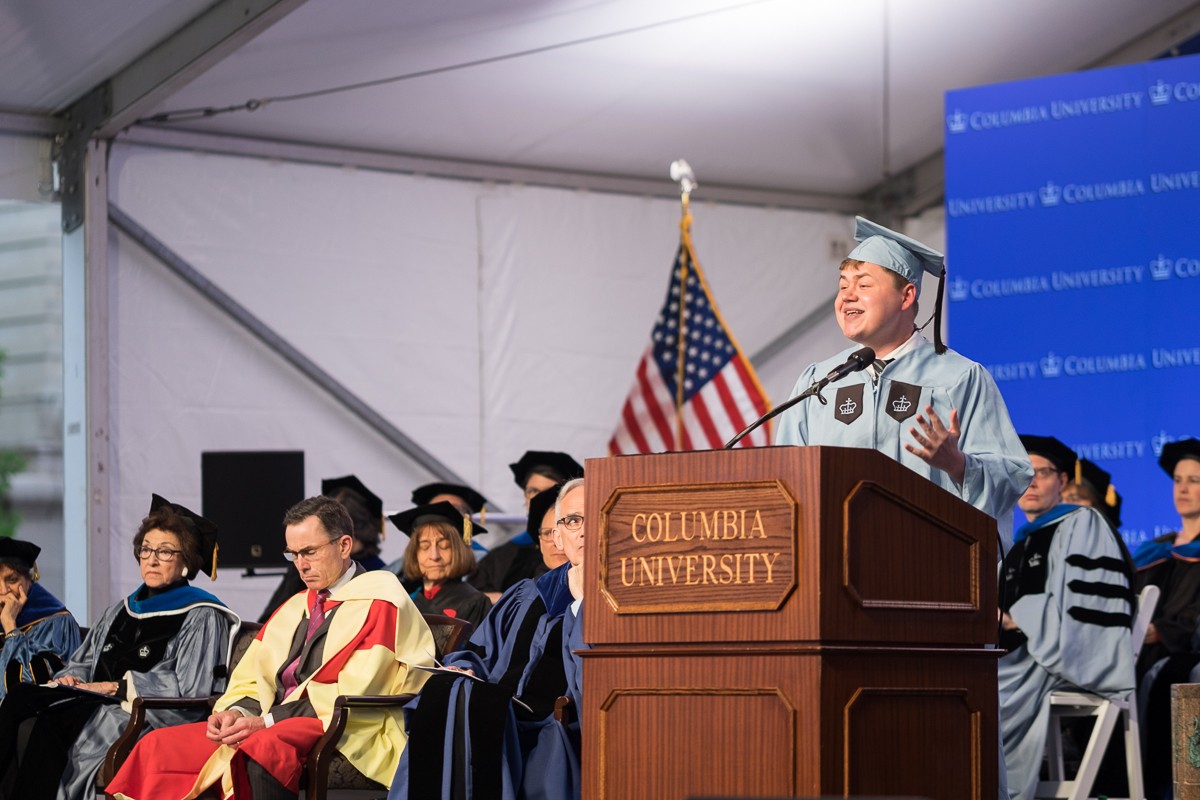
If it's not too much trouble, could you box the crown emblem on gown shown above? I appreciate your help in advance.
[891,395,912,413]
[838,397,858,415]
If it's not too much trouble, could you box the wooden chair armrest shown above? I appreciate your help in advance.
[554,695,573,725]
[135,695,215,709]
[98,695,217,788]
[306,694,417,795]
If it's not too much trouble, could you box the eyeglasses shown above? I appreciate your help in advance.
[1032,467,1061,479]
[135,546,182,562]
[556,514,584,532]
[282,538,343,562]
[537,527,556,540]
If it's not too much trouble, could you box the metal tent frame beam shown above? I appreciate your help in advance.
[108,201,474,492]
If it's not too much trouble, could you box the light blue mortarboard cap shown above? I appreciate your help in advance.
[847,216,945,297]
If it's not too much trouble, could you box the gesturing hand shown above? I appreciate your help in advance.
[905,406,966,485]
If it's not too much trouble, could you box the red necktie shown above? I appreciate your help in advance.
[279,588,330,697]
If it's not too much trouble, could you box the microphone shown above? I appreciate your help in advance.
[816,346,876,388]
[723,346,875,449]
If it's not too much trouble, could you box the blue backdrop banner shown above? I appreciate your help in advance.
[944,54,1200,546]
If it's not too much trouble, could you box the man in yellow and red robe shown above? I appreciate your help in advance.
[108,496,435,799]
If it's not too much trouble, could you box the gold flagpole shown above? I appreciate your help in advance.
[671,160,697,450]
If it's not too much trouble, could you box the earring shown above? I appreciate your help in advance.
[182,566,189,578]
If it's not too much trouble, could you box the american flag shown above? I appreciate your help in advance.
[609,238,770,453]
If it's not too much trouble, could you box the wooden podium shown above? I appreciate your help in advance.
[579,446,999,800]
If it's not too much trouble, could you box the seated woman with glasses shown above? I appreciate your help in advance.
[388,501,493,628]
[390,478,585,800]
[0,538,82,699]
[0,494,239,800]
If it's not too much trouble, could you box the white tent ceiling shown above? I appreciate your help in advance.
[4,0,1200,202]
[5,0,1200,618]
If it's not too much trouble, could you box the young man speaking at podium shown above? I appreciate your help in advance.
[773,216,1032,543]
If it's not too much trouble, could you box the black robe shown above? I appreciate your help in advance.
[410,580,493,629]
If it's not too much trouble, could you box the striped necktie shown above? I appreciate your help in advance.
[279,588,330,697]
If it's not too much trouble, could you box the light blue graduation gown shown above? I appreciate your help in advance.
[774,336,1032,546]
[997,505,1135,800]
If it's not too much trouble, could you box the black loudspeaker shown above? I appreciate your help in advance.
[201,451,305,569]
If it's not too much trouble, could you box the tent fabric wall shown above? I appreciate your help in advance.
[106,141,855,620]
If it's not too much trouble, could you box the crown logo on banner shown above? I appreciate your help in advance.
[946,109,968,134]
[838,397,858,416]
[948,276,970,302]
[1150,254,1173,280]
[1040,351,1063,378]
[1150,80,1171,106]
[1039,181,1062,207]
[1152,430,1174,457]
[891,395,912,413]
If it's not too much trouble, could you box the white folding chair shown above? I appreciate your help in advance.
[1037,583,1160,800]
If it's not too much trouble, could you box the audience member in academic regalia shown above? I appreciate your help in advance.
[107,495,434,800]
[0,538,81,699]
[1063,457,1123,531]
[1131,438,1200,799]
[0,495,238,800]
[998,436,1134,800]
[388,482,491,590]
[259,474,388,623]
[390,478,586,800]
[773,217,1032,548]
[529,483,568,570]
[471,451,583,603]
[390,502,492,628]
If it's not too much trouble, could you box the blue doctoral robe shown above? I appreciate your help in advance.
[390,569,581,800]
[774,334,1032,547]
[0,582,82,698]
[997,504,1135,800]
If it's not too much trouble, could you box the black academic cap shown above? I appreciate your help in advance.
[321,475,383,520]
[527,483,563,539]
[0,538,40,568]
[388,501,486,545]
[1159,438,1200,477]
[1019,435,1077,476]
[508,451,584,489]
[149,494,220,578]
[1074,458,1122,528]
[410,482,488,514]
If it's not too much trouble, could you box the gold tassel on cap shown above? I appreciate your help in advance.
[1075,461,1082,485]
[1106,484,1118,508]
[463,516,473,546]
[211,542,219,582]
[32,564,39,582]
[480,506,486,526]
[379,517,386,543]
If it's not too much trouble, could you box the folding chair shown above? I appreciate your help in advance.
[1037,583,1160,800]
